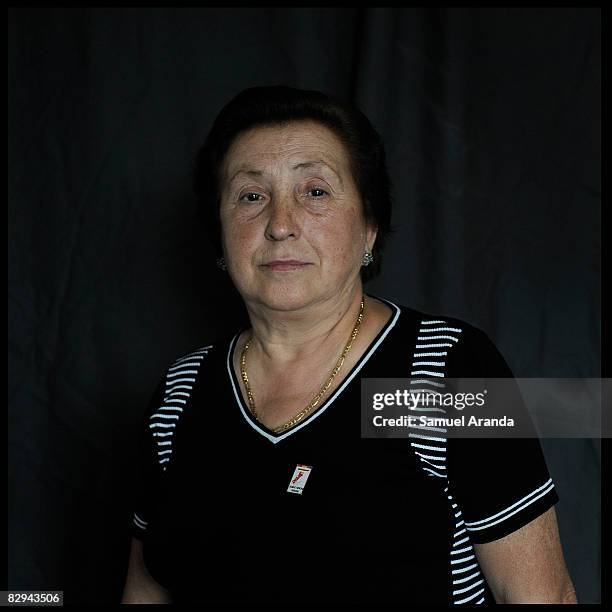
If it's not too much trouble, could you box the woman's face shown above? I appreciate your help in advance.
[218,119,377,312]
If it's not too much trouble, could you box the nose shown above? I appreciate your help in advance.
[264,195,300,241]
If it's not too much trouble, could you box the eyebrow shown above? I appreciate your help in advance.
[228,160,343,187]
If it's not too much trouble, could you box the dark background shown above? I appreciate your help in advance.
[8,7,600,604]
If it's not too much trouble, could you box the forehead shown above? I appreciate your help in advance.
[222,120,349,174]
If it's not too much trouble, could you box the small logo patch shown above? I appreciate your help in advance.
[287,464,312,494]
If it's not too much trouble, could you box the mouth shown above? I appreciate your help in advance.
[261,261,312,271]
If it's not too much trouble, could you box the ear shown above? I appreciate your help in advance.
[366,223,378,252]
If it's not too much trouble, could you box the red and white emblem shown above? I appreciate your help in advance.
[287,464,312,494]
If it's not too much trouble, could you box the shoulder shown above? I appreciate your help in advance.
[162,327,242,374]
[408,312,514,378]
[146,341,220,473]
[392,301,488,344]
[159,332,242,398]
[166,341,217,371]
[155,340,222,415]
[385,299,508,376]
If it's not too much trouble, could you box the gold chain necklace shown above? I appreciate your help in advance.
[240,295,365,433]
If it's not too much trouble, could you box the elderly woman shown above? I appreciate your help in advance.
[121,86,576,604]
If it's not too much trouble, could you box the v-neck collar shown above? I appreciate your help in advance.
[225,293,402,444]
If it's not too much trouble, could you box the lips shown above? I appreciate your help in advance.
[264,260,309,266]
[261,260,312,271]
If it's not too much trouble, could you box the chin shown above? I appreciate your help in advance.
[256,285,316,311]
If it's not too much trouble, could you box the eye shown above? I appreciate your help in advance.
[240,192,264,203]
[307,187,328,197]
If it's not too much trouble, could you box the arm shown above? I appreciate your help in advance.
[473,506,577,603]
[121,537,173,604]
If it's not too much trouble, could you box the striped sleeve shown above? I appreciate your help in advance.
[445,325,559,544]
[129,374,166,542]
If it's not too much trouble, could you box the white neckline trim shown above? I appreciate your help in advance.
[225,294,402,444]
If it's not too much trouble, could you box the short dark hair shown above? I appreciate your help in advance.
[192,85,396,283]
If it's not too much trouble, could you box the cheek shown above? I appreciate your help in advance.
[311,215,363,266]
[222,219,258,255]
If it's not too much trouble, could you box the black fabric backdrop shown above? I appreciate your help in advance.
[8,7,601,604]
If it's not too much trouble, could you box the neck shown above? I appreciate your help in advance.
[241,285,366,368]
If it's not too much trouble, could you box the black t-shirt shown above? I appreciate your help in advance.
[129,293,559,605]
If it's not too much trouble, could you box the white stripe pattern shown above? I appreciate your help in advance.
[133,513,148,530]
[463,477,555,532]
[408,317,488,604]
[133,344,213,535]
[150,345,212,468]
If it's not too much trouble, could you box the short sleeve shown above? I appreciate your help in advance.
[445,324,559,544]
[129,374,167,542]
